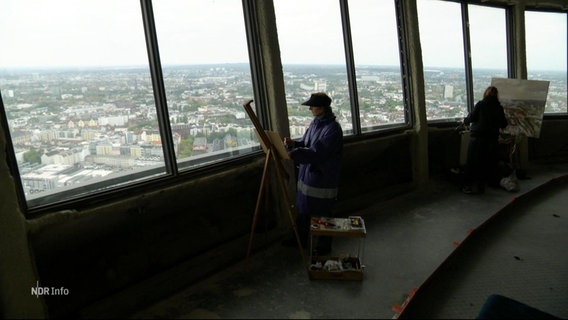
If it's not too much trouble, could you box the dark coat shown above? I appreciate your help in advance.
[464,95,508,139]
[289,112,343,216]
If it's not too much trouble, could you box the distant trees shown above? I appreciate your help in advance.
[207,128,237,143]
[178,135,194,158]
[24,148,42,164]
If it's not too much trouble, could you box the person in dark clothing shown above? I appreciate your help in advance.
[282,92,343,255]
[462,86,509,194]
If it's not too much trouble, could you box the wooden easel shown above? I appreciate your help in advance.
[243,100,308,274]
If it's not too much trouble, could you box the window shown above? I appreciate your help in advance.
[152,0,258,171]
[418,0,468,121]
[0,0,258,210]
[468,4,508,104]
[274,0,410,136]
[525,10,568,114]
[0,0,161,208]
[349,0,406,131]
[273,0,353,136]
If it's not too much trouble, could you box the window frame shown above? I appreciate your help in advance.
[273,0,412,139]
[2,0,567,216]
[341,0,413,135]
[524,8,568,116]
[466,3,512,106]
[1,0,268,216]
[423,0,567,120]
[341,0,413,136]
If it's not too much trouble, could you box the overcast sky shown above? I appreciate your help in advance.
[0,0,565,71]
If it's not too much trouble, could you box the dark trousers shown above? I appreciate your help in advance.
[464,136,500,189]
[296,214,333,251]
[296,192,336,250]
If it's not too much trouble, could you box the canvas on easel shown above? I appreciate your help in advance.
[490,78,550,173]
[253,129,290,161]
[242,100,308,274]
[490,78,549,138]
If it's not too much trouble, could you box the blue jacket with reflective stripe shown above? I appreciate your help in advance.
[289,113,343,206]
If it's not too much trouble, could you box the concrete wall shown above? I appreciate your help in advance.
[27,159,264,318]
[23,133,414,318]
[2,115,566,318]
[0,114,46,319]
[528,119,568,162]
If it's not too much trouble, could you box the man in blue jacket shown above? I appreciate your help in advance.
[283,92,343,255]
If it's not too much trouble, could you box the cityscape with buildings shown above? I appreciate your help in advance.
[1,64,566,202]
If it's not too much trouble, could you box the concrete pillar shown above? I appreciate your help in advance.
[254,0,290,137]
[0,120,47,318]
[402,0,430,191]
[511,1,530,170]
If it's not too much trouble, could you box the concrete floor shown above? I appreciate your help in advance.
[131,161,568,319]
[398,166,568,319]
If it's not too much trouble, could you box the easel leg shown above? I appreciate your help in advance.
[271,155,310,275]
[245,148,310,275]
[245,151,272,270]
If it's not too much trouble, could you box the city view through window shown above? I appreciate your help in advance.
[2,65,565,204]
[1,0,566,209]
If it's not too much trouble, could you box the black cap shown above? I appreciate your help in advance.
[301,92,332,107]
